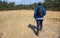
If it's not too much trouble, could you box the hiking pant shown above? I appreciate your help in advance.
[36,20,43,34]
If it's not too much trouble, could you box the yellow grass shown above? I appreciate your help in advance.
[0,10,60,38]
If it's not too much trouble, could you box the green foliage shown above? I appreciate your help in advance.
[0,0,60,11]
[0,1,15,10]
[44,0,60,11]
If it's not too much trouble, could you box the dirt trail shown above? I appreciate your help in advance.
[0,10,60,38]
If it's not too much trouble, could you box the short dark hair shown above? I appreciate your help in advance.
[38,2,42,5]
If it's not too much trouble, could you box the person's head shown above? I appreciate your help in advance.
[38,2,42,6]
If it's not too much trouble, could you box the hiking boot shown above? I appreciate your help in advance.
[35,32,39,36]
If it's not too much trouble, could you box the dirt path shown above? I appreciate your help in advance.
[0,10,60,38]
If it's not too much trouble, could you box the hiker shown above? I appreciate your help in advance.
[34,2,46,36]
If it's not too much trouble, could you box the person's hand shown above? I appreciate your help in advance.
[34,15,36,18]
[34,15,35,18]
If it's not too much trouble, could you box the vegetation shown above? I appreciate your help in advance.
[0,0,60,11]
[44,0,60,11]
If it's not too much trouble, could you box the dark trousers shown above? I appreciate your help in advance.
[36,20,43,34]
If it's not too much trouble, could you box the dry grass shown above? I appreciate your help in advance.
[0,10,60,38]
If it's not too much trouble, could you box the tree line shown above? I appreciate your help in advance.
[43,0,60,11]
[0,0,60,11]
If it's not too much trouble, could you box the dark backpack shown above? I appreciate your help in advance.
[37,7,44,17]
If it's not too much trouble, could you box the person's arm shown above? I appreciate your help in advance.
[43,8,46,16]
[34,7,38,18]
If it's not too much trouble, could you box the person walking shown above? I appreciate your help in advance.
[34,2,46,36]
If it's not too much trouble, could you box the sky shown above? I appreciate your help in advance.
[4,0,44,5]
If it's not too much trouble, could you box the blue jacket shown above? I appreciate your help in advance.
[34,5,46,19]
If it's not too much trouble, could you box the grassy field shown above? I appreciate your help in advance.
[0,10,60,38]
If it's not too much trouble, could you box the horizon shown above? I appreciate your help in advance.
[3,0,44,5]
